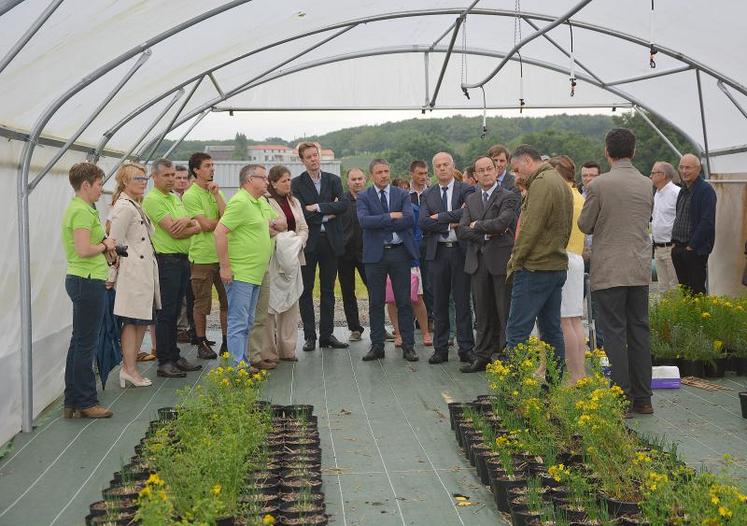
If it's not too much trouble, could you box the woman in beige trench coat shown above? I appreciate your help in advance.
[108,163,161,388]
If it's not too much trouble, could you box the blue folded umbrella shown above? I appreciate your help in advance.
[96,288,122,389]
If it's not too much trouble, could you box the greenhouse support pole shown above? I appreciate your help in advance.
[716,80,747,120]
[634,106,683,158]
[696,69,711,177]
[142,76,204,163]
[104,88,185,183]
[162,109,210,159]
[0,0,63,77]
[28,50,152,191]
[429,16,463,108]
[462,0,593,90]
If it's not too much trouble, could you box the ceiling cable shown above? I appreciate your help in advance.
[649,0,658,68]
[569,21,577,96]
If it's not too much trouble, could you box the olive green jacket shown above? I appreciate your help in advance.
[507,163,573,276]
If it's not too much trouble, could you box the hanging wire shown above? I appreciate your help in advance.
[461,13,470,99]
[480,86,488,138]
[649,0,658,68]
[569,21,577,97]
[514,0,525,112]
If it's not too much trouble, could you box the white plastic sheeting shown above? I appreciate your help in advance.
[2,0,747,445]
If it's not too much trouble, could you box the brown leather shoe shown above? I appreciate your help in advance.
[255,359,278,370]
[632,402,654,415]
[175,357,202,372]
[79,405,113,418]
[196,340,217,360]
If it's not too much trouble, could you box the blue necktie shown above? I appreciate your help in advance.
[441,186,449,240]
[483,191,489,205]
[380,189,392,243]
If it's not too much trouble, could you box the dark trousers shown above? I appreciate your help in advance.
[64,275,106,409]
[338,253,366,333]
[429,244,474,357]
[300,234,338,341]
[419,244,433,321]
[155,254,189,365]
[185,263,196,337]
[365,245,414,346]
[593,286,652,404]
[505,269,566,362]
[671,244,708,295]
[471,257,510,361]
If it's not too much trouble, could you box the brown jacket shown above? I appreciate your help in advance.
[578,159,653,291]
[507,163,573,276]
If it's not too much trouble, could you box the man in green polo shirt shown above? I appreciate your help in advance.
[142,159,202,378]
[183,152,228,359]
[215,164,282,365]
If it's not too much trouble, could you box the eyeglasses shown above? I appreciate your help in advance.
[133,176,150,182]
[250,175,268,181]
[649,171,664,176]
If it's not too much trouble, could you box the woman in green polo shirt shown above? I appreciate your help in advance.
[61,163,116,419]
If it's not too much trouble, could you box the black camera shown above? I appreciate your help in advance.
[115,244,129,257]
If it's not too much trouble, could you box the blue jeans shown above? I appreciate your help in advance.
[64,275,106,409]
[226,280,261,364]
[505,269,567,362]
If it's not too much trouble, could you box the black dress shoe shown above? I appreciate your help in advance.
[459,351,476,363]
[402,345,419,362]
[157,362,187,378]
[460,358,490,373]
[175,357,202,372]
[362,346,385,361]
[319,335,349,349]
[428,352,448,364]
[302,338,316,352]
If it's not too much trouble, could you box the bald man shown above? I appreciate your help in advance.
[670,154,717,295]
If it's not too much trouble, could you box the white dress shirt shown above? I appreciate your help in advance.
[652,181,681,243]
[379,184,402,245]
[438,178,458,242]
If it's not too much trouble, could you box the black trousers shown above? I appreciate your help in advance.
[429,244,474,357]
[593,286,652,404]
[300,234,338,341]
[155,254,189,365]
[671,244,708,295]
[471,256,510,361]
[185,263,196,337]
[338,253,366,333]
[419,243,433,321]
[365,245,414,346]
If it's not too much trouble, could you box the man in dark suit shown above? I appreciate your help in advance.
[670,153,717,295]
[457,156,520,372]
[419,152,475,364]
[338,167,367,342]
[408,160,433,329]
[291,142,348,351]
[357,159,419,362]
[489,144,517,192]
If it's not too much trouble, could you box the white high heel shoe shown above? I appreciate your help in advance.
[119,369,152,388]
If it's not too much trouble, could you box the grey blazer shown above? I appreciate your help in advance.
[577,159,654,292]
[457,186,520,276]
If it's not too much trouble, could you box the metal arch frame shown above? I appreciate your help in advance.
[11,2,738,433]
[0,0,63,77]
[164,45,704,156]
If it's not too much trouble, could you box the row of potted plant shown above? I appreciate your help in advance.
[448,337,747,525]
[85,355,327,525]
[649,288,747,377]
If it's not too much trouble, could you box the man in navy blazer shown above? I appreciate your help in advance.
[357,158,419,362]
[419,152,476,365]
[670,153,717,295]
[291,142,349,352]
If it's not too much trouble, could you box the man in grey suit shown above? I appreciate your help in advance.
[578,128,654,415]
[457,156,520,372]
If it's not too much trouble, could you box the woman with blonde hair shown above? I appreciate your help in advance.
[108,162,161,387]
[548,155,586,383]
[260,165,309,365]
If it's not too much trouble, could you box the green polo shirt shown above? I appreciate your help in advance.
[219,189,277,285]
[182,184,225,264]
[142,188,191,254]
[61,196,108,280]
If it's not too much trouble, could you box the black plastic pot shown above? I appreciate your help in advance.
[677,359,705,377]
[475,450,495,486]
[84,512,135,525]
[490,475,527,513]
[447,402,469,430]
[279,502,326,520]
[602,495,641,518]
[739,392,747,419]
[278,514,329,526]
[734,356,747,376]
[558,504,588,522]
[157,406,178,421]
[703,358,727,378]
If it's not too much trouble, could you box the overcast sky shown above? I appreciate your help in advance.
[175,107,616,142]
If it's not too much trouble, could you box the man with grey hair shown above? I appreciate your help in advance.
[143,158,203,378]
[649,161,681,292]
[671,153,717,295]
[215,164,282,365]
[419,152,475,365]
